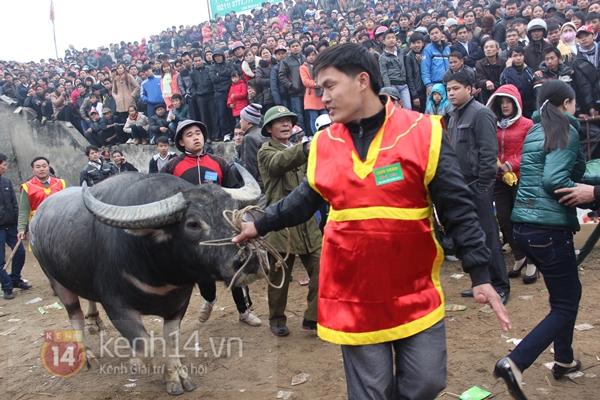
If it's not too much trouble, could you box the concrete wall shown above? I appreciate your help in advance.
[0,103,237,188]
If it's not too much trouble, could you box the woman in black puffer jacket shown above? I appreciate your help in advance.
[254,46,275,114]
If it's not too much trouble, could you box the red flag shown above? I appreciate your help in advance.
[50,0,55,21]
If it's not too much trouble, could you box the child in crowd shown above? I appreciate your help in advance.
[227,71,248,124]
[148,136,177,173]
[425,83,451,118]
[167,94,190,135]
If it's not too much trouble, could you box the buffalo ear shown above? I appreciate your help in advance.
[124,229,172,243]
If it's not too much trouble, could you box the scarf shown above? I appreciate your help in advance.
[500,118,510,130]
[579,43,598,67]
[163,73,173,97]
[129,112,138,121]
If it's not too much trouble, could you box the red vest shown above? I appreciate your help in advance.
[307,101,444,345]
[21,177,66,219]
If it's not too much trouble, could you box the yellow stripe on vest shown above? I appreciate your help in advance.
[328,206,431,222]
[317,303,444,345]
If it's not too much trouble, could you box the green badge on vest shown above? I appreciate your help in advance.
[374,163,404,186]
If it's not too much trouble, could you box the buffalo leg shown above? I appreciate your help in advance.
[163,318,196,395]
[47,277,100,370]
[85,301,107,334]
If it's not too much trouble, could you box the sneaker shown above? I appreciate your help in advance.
[198,297,217,323]
[168,139,173,145]
[445,255,460,262]
[270,325,290,337]
[3,290,14,300]
[223,134,232,142]
[239,310,262,327]
[65,122,73,128]
[126,138,134,144]
[41,117,47,125]
[150,137,156,145]
[12,280,32,290]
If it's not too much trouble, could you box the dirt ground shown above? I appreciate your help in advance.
[2,244,600,400]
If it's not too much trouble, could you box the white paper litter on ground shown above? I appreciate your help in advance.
[575,323,594,331]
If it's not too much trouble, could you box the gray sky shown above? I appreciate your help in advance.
[2,0,211,62]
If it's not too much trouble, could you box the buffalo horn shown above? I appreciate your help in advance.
[82,183,187,229]
[221,163,261,203]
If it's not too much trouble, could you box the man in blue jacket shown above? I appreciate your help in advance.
[421,23,451,96]
[140,64,163,119]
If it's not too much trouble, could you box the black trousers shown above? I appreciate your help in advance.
[197,278,251,314]
[196,95,220,140]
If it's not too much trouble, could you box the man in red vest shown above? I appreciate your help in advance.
[233,43,511,400]
[17,157,66,241]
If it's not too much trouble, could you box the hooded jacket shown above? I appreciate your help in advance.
[420,41,451,88]
[208,49,236,93]
[425,83,451,117]
[485,84,534,181]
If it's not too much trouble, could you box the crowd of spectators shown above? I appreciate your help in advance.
[0,0,600,152]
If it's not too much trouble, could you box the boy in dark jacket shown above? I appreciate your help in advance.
[149,104,172,143]
[148,136,177,173]
[405,33,426,112]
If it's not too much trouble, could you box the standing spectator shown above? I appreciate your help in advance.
[450,24,485,68]
[378,30,411,110]
[572,25,600,117]
[257,106,321,336]
[123,105,150,145]
[160,61,181,111]
[270,46,290,109]
[111,150,138,173]
[79,145,117,186]
[177,52,195,118]
[499,47,535,118]
[0,153,28,300]
[405,32,426,112]
[446,71,510,305]
[442,52,476,85]
[486,84,534,283]
[421,23,451,96]
[533,48,575,98]
[140,64,163,119]
[148,136,177,173]
[494,80,585,400]
[492,0,519,44]
[278,39,306,129]
[255,46,276,114]
[227,71,249,125]
[300,46,327,135]
[524,19,553,73]
[239,103,267,200]
[190,52,219,143]
[475,39,506,104]
[209,48,236,142]
[113,64,140,122]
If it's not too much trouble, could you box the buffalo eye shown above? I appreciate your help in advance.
[186,221,202,230]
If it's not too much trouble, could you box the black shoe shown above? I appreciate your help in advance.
[270,325,289,337]
[302,319,317,331]
[493,357,528,400]
[3,290,15,300]
[461,289,474,297]
[522,269,538,285]
[12,280,32,290]
[498,291,509,305]
[508,259,527,278]
[552,360,581,380]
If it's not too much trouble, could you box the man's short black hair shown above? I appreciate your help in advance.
[85,145,99,156]
[409,32,425,43]
[506,28,519,37]
[585,12,600,22]
[455,24,470,33]
[427,23,442,34]
[141,64,153,72]
[505,0,519,7]
[445,70,473,88]
[449,51,464,60]
[508,46,525,57]
[547,22,560,32]
[172,93,183,101]
[543,47,562,59]
[112,150,123,156]
[313,43,382,96]
[0,153,7,164]
[31,156,50,167]
[156,136,170,145]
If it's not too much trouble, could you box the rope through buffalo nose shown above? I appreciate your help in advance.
[199,205,290,290]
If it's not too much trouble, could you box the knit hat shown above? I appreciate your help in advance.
[240,103,262,126]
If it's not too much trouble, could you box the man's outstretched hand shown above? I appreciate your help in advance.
[473,283,512,332]
[232,221,259,244]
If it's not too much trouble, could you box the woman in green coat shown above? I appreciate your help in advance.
[494,80,585,400]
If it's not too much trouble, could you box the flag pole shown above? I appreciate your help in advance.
[52,19,58,59]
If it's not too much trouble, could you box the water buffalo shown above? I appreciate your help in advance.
[29,166,262,395]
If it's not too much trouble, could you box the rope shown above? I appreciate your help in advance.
[199,206,290,290]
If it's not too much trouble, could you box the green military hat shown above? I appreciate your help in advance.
[261,106,299,137]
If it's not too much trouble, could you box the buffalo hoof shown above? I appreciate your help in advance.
[182,376,196,392]
[86,355,100,370]
[166,381,185,396]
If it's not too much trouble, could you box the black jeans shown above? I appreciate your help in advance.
[494,180,525,260]
[196,279,251,314]
[509,224,581,372]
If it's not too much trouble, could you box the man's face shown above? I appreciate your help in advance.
[172,98,181,109]
[545,51,559,70]
[505,3,518,17]
[290,42,301,55]
[266,117,293,142]
[456,27,469,42]
[446,80,471,107]
[193,57,204,68]
[449,56,463,72]
[384,33,397,47]
[506,31,519,47]
[182,56,192,69]
[112,153,124,165]
[103,111,113,120]
[88,150,99,162]
[317,66,368,124]
[530,29,544,41]
[90,111,100,121]
[579,0,589,10]
[547,29,561,45]
[429,28,442,43]
[20,76,27,84]
[484,40,499,57]
[514,22,526,36]
[157,142,169,155]
[214,54,224,63]
[179,125,205,153]
[578,32,595,48]
[511,51,524,66]
[556,0,568,11]
[0,160,7,176]
[409,40,424,53]
[588,18,600,32]
[36,87,44,96]
[275,50,286,61]
[400,16,409,28]
[103,81,112,90]
[590,3,600,13]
